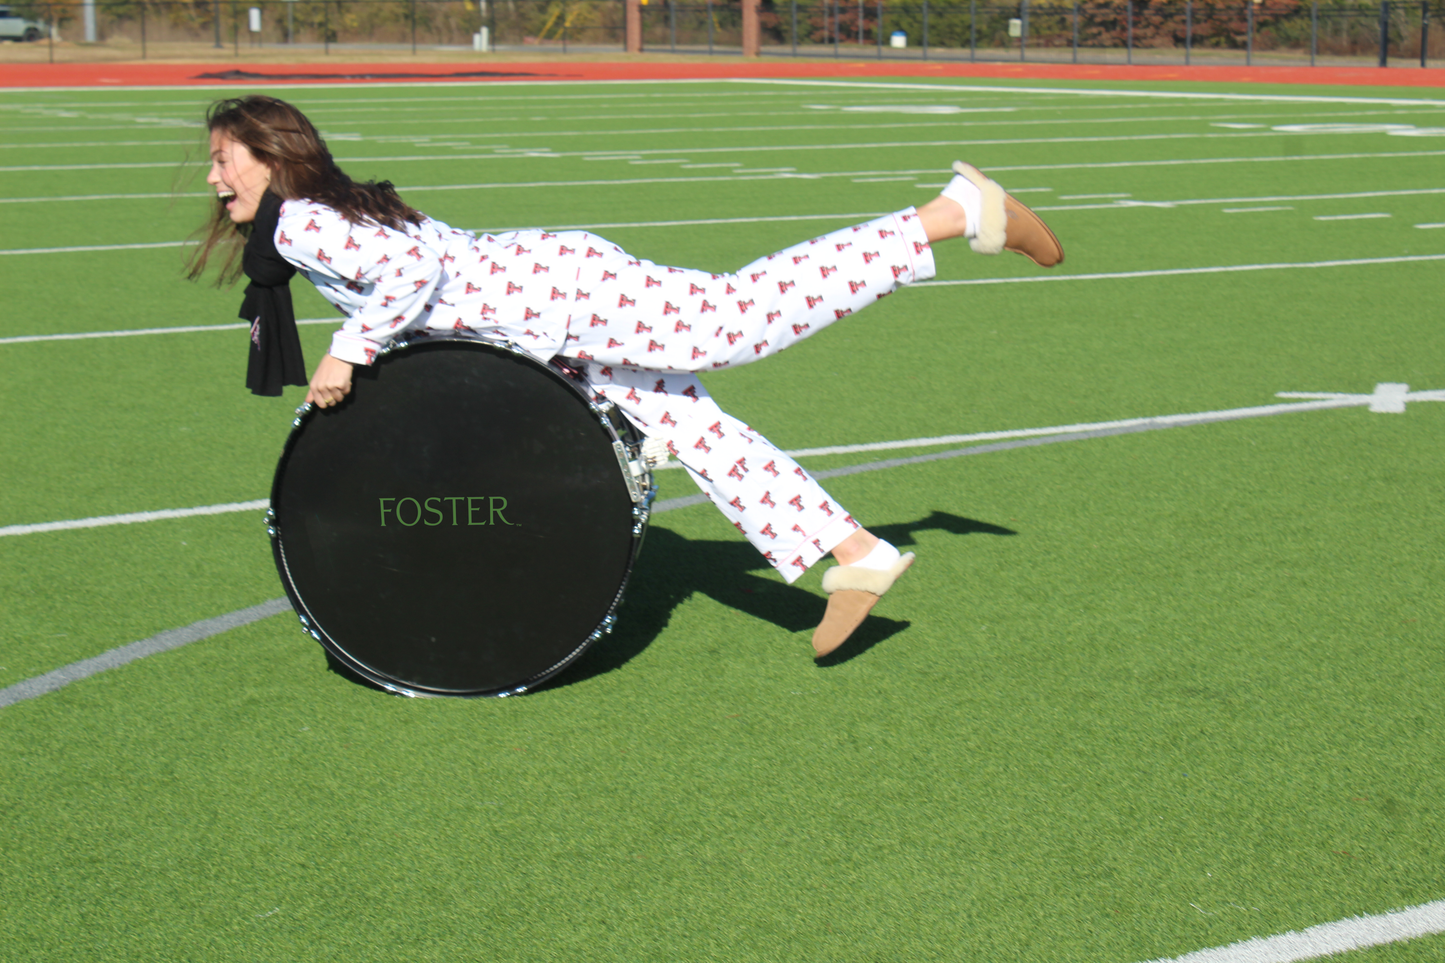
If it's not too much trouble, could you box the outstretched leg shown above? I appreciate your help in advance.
[564,210,932,372]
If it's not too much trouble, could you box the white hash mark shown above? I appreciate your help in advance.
[1276,383,1445,414]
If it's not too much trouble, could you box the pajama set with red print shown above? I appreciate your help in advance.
[275,201,937,583]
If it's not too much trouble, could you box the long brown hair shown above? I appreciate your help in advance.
[187,95,425,284]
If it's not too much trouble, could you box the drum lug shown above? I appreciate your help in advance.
[587,614,617,643]
[631,505,649,537]
[292,401,314,426]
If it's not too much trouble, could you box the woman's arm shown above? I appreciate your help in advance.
[278,203,445,367]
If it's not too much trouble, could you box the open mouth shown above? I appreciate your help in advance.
[217,189,237,205]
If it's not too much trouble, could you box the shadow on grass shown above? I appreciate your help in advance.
[543,509,1017,690]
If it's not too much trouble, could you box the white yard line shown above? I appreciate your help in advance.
[6,150,1443,206]
[727,77,1445,109]
[3,381,1440,711]
[3,254,1441,339]
[6,108,1424,144]
[1028,186,1445,212]
[0,240,196,256]
[0,500,270,538]
[912,253,1445,287]
[0,130,1328,173]
[0,139,195,149]
[649,394,1379,469]
[6,388,1428,538]
[0,212,890,261]
[1140,899,1445,963]
[0,317,339,344]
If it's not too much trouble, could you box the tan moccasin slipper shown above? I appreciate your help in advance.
[812,552,915,657]
[950,160,1065,268]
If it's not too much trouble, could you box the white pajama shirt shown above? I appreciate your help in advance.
[275,200,937,582]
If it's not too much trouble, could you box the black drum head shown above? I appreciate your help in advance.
[270,338,642,697]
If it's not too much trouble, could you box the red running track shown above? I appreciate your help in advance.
[2,58,1444,89]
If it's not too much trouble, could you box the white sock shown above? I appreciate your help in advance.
[850,539,901,571]
[941,172,983,240]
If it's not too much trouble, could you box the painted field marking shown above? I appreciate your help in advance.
[3,253,1442,344]
[1315,212,1391,220]
[7,385,1440,538]
[0,240,194,256]
[913,253,1445,288]
[0,317,340,345]
[0,499,270,538]
[1224,206,1294,213]
[0,129,1361,172]
[727,77,1445,109]
[0,598,294,708]
[0,212,893,261]
[1139,898,1445,963]
[0,138,195,149]
[6,104,1412,147]
[1417,222,1445,229]
[1034,186,1445,212]
[2,382,1441,709]
[7,150,1444,206]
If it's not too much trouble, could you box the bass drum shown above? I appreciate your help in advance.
[268,335,654,697]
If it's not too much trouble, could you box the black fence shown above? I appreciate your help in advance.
[9,0,1442,66]
[760,0,1442,65]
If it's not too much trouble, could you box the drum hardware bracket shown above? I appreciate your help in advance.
[613,440,651,505]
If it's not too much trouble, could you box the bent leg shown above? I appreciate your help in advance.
[585,366,859,583]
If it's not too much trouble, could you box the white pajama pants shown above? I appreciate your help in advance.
[547,209,937,583]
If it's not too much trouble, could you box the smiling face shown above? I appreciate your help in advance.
[206,130,272,224]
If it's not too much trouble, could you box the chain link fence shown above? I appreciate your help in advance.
[5,0,1440,65]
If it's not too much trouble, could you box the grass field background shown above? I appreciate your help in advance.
[2,75,1444,961]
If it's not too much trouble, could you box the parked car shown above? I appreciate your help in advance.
[0,5,48,41]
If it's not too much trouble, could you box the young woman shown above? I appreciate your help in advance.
[191,95,1063,658]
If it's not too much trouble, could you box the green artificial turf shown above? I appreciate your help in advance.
[2,77,1443,962]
